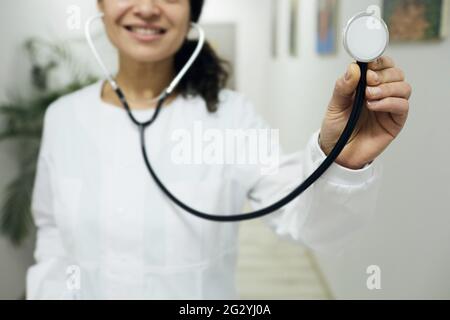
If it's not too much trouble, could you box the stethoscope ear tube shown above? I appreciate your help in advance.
[138,62,368,222]
[85,12,118,90]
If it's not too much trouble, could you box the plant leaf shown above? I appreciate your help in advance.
[0,37,98,245]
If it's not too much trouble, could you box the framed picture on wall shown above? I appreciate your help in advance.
[383,0,450,41]
[271,0,279,58]
[289,0,300,57]
[316,0,338,55]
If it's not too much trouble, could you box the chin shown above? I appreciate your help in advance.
[124,48,174,64]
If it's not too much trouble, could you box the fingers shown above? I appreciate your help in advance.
[366,81,412,100]
[367,97,409,116]
[368,56,395,71]
[330,57,411,117]
[365,55,412,122]
[329,63,361,110]
[341,63,361,96]
[367,67,405,86]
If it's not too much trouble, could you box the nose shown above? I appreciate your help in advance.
[132,0,162,18]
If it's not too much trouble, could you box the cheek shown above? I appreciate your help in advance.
[102,7,129,49]
[167,12,191,43]
[102,0,131,16]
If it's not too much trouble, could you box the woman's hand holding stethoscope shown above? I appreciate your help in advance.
[320,57,412,170]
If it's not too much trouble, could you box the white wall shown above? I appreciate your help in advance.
[266,0,450,299]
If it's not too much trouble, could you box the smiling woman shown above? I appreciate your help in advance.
[98,0,230,112]
[99,0,191,61]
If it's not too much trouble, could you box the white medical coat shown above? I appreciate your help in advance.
[26,81,382,299]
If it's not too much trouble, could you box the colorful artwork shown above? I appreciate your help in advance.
[317,0,338,55]
[383,0,449,41]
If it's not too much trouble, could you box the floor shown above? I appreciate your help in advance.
[236,219,333,299]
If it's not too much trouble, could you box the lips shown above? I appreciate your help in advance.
[125,25,166,35]
[123,25,167,42]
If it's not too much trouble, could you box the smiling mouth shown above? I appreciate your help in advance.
[124,26,167,36]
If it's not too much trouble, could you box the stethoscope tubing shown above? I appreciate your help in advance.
[132,63,368,222]
[85,12,369,223]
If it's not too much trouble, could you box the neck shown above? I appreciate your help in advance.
[115,53,176,101]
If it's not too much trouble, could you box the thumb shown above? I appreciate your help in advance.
[329,63,361,111]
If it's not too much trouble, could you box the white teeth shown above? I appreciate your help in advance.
[131,27,163,35]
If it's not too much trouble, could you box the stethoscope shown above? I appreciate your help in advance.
[85,6,389,222]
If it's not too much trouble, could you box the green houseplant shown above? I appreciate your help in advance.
[0,38,97,246]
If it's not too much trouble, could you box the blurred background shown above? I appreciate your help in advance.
[0,0,449,299]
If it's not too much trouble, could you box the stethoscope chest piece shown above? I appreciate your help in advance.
[343,7,389,63]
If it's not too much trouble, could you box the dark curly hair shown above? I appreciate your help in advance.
[175,0,231,112]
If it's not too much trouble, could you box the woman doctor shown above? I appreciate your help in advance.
[26,0,412,299]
